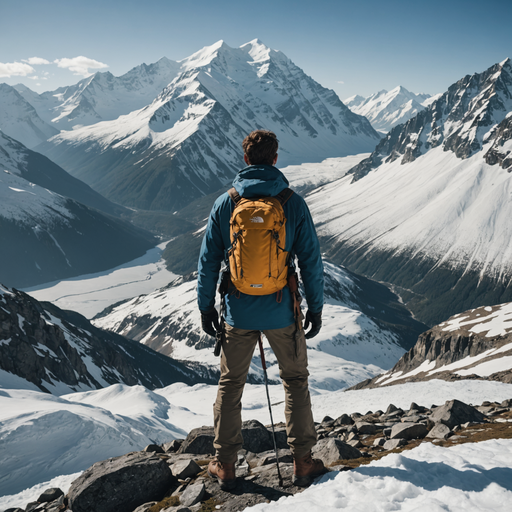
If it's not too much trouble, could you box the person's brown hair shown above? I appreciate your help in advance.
[242,130,279,165]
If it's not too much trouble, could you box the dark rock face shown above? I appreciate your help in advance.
[349,302,512,390]
[67,452,174,512]
[37,488,64,503]
[349,58,512,181]
[0,285,213,394]
[390,423,428,440]
[177,426,216,455]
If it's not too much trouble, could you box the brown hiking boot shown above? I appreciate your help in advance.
[207,459,237,490]
[293,452,327,487]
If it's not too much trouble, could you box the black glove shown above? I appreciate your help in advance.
[200,308,220,337]
[304,310,322,339]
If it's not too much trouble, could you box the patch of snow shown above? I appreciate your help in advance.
[23,241,176,318]
[248,439,512,512]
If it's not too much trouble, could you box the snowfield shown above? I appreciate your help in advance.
[249,439,512,512]
[24,241,176,319]
[308,147,512,279]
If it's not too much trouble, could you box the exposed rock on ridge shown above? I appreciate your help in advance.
[350,58,512,181]
[350,302,512,390]
[0,284,215,394]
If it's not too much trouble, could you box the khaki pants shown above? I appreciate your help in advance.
[213,322,317,463]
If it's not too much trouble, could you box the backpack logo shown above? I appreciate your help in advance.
[250,216,264,223]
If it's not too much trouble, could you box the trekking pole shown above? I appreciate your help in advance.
[257,335,284,487]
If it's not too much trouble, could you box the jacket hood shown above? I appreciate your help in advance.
[232,165,289,198]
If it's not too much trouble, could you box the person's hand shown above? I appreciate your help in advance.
[201,308,220,337]
[304,310,322,339]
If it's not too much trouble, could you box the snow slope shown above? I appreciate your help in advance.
[249,439,512,512]
[310,147,512,283]
[0,168,155,288]
[0,83,58,148]
[24,241,177,319]
[345,86,432,133]
[0,386,188,496]
[307,59,512,326]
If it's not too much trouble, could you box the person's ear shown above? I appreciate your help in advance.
[273,154,278,165]
[244,154,250,165]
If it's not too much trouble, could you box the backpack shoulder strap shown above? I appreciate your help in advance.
[228,187,242,205]
[276,188,294,206]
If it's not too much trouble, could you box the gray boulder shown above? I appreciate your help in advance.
[313,438,362,464]
[385,404,399,414]
[334,413,353,426]
[144,444,165,454]
[241,420,287,452]
[67,452,174,512]
[430,399,485,428]
[170,459,202,480]
[355,422,377,435]
[163,440,184,453]
[390,423,428,440]
[180,482,205,507]
[178,426,215,455]
[177,420,286,456]
[383,438,407,451]
[426,423,452,440]
[37,488,64,503]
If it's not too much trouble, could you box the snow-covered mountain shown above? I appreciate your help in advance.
[353,302,512,389]
[0,130,126,216]
[0,83,58,148]
[308,58,512,326]
[92,260,427,391]
[0,155,156,288]
[14,58,181,129]
[35,39,380,211]
[344,86,433,133]
[0,285,213,395]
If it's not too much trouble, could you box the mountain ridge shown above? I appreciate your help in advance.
[31,39,380,211]
[345,86,432,133]
[306,57,512,325]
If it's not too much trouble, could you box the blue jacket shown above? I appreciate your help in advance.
[197,164,324,330]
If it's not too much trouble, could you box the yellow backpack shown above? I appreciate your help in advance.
[227,187,294,295]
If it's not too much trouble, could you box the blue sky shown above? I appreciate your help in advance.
[1,0,511,99]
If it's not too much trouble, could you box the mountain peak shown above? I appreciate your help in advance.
[240,38,272,63]
[179,39,233,71]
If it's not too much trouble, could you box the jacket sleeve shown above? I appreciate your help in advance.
[293,198,324,313]
[197,197,228,312]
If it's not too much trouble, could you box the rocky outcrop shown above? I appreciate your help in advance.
[6,398,512,512]
[350,58,512,181]
[67,452,174,512]
[0,285,215,394]
[350,302,512,390]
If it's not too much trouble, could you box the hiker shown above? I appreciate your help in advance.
[197,129,325,489]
